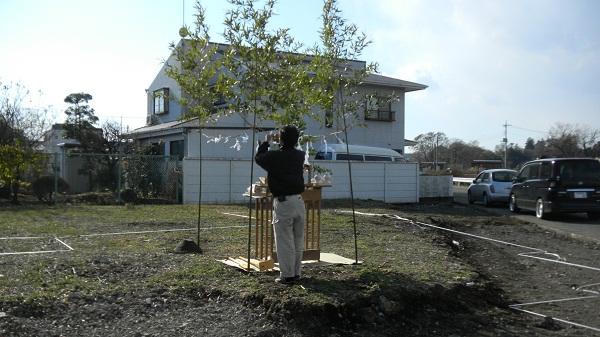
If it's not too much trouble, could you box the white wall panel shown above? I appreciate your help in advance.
[183,158,419,204]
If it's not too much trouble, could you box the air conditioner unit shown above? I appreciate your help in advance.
[146,115,160,126]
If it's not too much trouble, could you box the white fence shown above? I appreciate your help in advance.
[453,177,474,186]
[182,158,419,204]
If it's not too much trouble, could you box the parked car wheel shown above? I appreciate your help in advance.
[536,198,550,220]
[587,212,600,220]
[509,194,520,213]
[467,191,474,204]
[482,193,490,207]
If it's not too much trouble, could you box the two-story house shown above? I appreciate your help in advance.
[129,40,427,204]
[131,40,427,162]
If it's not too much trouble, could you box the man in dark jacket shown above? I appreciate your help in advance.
[255,125,305,283]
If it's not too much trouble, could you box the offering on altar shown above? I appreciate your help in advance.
[244,177,269,197]
[311,173,331,184]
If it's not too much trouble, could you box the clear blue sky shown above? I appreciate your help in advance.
[1,0,599,150]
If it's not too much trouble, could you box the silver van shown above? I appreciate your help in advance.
[314,144,406,162]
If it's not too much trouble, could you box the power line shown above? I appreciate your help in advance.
[511,125,547,134]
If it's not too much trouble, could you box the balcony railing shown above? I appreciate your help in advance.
[365,109,395,121]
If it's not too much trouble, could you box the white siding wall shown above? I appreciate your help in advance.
[182,158,419,204]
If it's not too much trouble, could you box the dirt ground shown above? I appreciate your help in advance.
[1,200,599,336]
[389,202,600,337]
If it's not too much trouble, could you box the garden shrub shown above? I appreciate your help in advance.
[120,188,137,203]
[31,175,70,201]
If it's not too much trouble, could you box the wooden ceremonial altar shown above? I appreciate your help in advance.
[239,181,331,271]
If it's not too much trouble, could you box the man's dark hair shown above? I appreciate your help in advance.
[279,125,299,148]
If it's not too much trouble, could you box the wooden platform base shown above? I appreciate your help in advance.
[226,256,275,271]
[272,249,320,263]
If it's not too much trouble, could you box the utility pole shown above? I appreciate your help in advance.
[503,121,511,169]
[434,132,439,171]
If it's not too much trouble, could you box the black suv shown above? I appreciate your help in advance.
[509,158,600,220]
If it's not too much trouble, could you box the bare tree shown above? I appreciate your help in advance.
[0,81,55,203]
[412,122,599,172]
[546,122,581,157]
[579,125,599,157]
[1,81,54,147]
[412,132,449,164]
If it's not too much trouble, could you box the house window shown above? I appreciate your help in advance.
[325,109,333,128]
[214,93,229,109]
[170,140,184,161]
[151,141,165,155]
[212,92,228,113]
[210,85,229,113]
[365,96,395,121]
[153,88,169,114]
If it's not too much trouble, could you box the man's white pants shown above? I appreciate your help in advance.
[272,194,305,278]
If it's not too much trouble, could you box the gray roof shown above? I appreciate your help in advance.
[130,118,274,137]
[364,73,428,92]
[129,119,194,137]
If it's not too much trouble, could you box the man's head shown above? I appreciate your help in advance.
[279,125,299,148]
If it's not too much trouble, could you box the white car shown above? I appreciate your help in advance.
[468,169,517,207]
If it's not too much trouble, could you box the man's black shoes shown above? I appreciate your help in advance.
[275,276,296,284]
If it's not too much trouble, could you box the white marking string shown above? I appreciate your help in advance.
[343,210,600,333]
